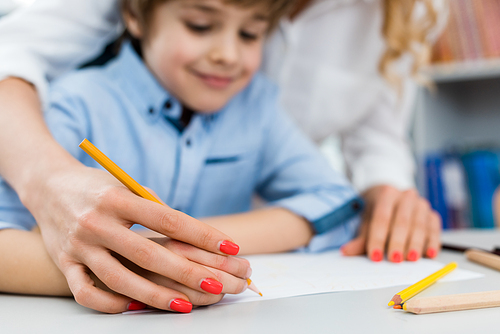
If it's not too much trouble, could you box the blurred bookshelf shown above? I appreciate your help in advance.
[423,0,500,83]
[422,59,500,83]
[412,0,500,229]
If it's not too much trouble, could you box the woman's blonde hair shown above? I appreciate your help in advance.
[379,0,439,88]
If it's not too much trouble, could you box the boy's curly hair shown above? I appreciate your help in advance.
[122,0,296,34]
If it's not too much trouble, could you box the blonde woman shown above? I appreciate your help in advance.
[0,0,444,313]
[262,0,445,263]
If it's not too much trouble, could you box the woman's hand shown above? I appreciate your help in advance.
[0,79,248,313]
[341,185,442,262]
[24,165,248,313]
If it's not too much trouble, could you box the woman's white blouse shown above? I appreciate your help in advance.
[263,0,420,192]
[0,0,434,192]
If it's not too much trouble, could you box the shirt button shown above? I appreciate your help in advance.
[186,139,192,146]
[148,107,154,114]
[165,100,173,109]
[352,200,361,211]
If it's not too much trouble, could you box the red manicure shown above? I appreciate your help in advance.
[426,248,437,259]
[169,299,192,313]
[391,251,402,263]
[370,249,383,262]
[200,278,223,294]
[127,300,146,311]
[219,240,239,255]
[407,249,419,262]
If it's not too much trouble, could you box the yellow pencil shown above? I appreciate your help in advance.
[79,138,162,205]
[79,138,263,296]
[388,262,457,306]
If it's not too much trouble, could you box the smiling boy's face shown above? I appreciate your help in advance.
[125,0,269,113]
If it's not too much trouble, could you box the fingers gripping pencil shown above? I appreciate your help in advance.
[79,138,263,296]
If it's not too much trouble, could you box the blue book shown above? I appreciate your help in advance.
[440,155,469,229]
[461,150,499,228]
[425,155,449,229]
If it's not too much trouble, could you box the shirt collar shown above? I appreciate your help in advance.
[111,41,182,123]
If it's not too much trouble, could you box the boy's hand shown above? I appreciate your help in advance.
[26,166,248,313]
[113,238,251,308]
[341,185,441,262]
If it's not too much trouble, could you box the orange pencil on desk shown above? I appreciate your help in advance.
[79,138,262,296]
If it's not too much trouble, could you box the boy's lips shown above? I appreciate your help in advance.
[193,71,235,89]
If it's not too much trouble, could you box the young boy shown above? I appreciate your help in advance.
[0,0,362,313]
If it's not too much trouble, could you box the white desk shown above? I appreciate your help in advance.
[2,230,500,334]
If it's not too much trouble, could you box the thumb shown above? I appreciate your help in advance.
[341,235,367,256]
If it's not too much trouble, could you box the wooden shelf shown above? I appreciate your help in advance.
[422,59,500,83]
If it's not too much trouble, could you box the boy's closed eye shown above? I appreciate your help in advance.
[180,2,269,41]
[185,22,212,33]
[185,21,264,42]
[239,27,264,41]
[184,21,267,40]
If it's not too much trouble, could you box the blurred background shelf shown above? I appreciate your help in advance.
[423,59,500,83]
[412,0,500,229]
[412,0,500,228]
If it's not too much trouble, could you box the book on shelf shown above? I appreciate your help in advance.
[432,0,500,64]
[424,148,500,229]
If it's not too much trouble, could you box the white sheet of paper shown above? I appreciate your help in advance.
[218,250,483,305]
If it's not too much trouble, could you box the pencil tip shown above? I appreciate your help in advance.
[388,301,395,306]
[246,279,263,296]
[393,305,402,309]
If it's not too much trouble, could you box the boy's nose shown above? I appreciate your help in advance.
[208,34,239,67]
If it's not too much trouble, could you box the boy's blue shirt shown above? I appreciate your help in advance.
[0,42,362,252]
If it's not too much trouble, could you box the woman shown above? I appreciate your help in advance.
[262,0,444,263]
[0,0,444,313]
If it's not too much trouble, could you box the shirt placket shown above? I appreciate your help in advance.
[168,116,213,213]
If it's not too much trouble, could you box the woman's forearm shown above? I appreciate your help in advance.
[202,208,314,255]
[0,78,80,202]
[0,229,71,296]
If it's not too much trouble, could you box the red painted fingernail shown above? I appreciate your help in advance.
[219,240,239,255]
[426,248,437,259]
[127,300,146,311]
[407,249,419,262]
[391,251,402,263]
[169,299,192,313]
[200,278,223,294]
[370,249,383,262]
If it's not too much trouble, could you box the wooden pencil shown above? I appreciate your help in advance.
[402,290,500,314]
[388,262,457,306]
[465,249,500,271]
